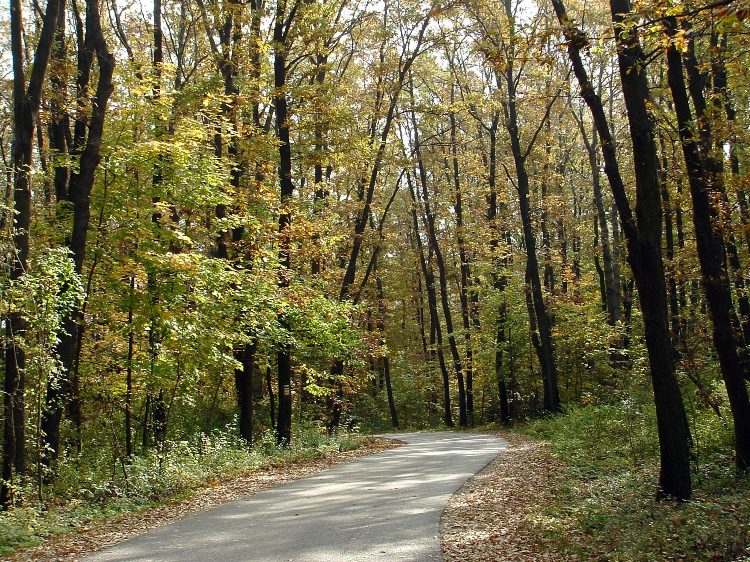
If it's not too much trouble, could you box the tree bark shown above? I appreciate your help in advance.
[448,94,474,425]
[497,2,560,412]
[408,173,453,427]
[409,91,467,426]
[550,0,692,498]
[575,109,618,324]
[663,16,750,471]
[43,0,115,464]
[274,0,295,445]
[3,0,62,508]
[374,263,398,429]
[234,343,256,445]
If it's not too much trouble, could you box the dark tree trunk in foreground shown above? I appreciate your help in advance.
[42,0,115,464]
[274,0,294,445]
[663,17,750,471]
[609,0,691,498]
[3,0,62,509]
[235,343,256,444]
[551,0,692,498]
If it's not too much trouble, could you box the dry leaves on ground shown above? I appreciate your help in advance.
[7,437,401,562]
[441,432,568,562]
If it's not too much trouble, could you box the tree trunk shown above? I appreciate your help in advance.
[499,48,560,413]
[658,135,681,348]
[43,0,115,464]
[408,173,453,427]
[328,10,432,431]
[125,275,135,457]
[551,0,692,498]
[49,0,69,203]
[611,0,692,498]
[577,113,618,324]
[234,342,256,445]
[266,366,276,429]
[375,267,399,429]
[410,93,467,426]
[3,0,62,508]
[275,0,294,445]
[663,17,750,471]
[448,97,474,425]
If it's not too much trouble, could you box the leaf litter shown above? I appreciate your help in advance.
[441,431,570,562]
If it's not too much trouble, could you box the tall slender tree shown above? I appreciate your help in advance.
[41,0,115,464]
[550,0,692,498]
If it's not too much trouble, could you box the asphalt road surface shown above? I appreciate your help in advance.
[87,432,506,562]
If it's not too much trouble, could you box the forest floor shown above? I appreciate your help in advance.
[5,437,401,561]
[442,414,750,562]
[441,431,565,561]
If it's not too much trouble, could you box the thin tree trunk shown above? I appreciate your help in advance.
[576,110,618,324]
[408,173,453,427]
[266,366,276,429]
[374,263,398,429]
[659,134,681,348]
[327,9,432,431]
[409,91,467,426]
[498,4,560,412]
[448,94,473,425]
[49,0,69,203]
[274,0,295,445]
[125,275,135,457]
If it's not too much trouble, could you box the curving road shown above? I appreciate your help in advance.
[87,432,506,562]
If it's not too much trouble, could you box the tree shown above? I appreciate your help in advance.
[662,12,750,471]
[41,0,115,464]
[3,0,62,508]
[550,0,692,498]
[471,0,562,413]
[274,0,299,445]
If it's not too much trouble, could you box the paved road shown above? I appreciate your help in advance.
[87,432,506,562]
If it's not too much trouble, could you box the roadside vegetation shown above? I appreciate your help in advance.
[519,403,750,561]
[0,427,368,557]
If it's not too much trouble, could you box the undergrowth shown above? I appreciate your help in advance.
[519,403,750,561]
[0,424,365,557]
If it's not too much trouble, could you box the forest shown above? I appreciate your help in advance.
[2,0,750,556]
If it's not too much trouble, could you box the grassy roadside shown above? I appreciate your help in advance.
[0,428,381,559]
[518,405,750,561]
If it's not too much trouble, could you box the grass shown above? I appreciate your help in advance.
[518,403,750,561]
[0,424,367,557]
